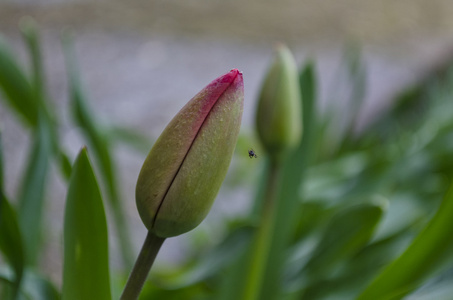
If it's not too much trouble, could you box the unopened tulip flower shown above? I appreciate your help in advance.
[122,69,243,300]
[136,69,244,238]
[256,45,302,162]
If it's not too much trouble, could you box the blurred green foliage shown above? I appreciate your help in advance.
[1,21,453,300]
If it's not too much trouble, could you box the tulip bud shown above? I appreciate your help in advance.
[256,45,302,162]
[136,69,244,238]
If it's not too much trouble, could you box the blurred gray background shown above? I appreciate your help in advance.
[1,0,453,284]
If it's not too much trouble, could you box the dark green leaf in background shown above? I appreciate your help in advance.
[357,180,453,300]
[299,61,317,161]
[339,43,366,148]
[58,150,73,180]
[18,271,60,300]
[303,199,387,281]
[17,115,53,265]
[0,36,38,127]
[286,198,387,300]
[407,272,453,300]
[62,148,111,300]
[20,18,45,102]
[0,133,25,300]
[295,230,413,300]
[0,195,25,300]
[0,132,3,188]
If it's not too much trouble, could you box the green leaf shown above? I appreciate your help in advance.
[0,194,25,299]
[298,229,414,300]
[20,18,45,101]
[0,268,17,299]
[407,276,453,300]
[299,60,317,158]
[0,131,25,299]
[0,131,3,188]
[58,150,73,180]
[140,282,210,300]
[357,181,453,300]
[303,199,387,282]
[0,36,38,127]
[25,274,60,300]
[0,267,61,300]
[21,271,60,300]
[17,116,53,265]
[62,148,111,300]
[290,201,334,245]
[341,43,366,143]
[320,44,366,156]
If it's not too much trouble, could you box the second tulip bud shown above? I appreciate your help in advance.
[256,45,302,162]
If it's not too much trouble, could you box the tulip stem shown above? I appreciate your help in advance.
[242,161,281,300]
[120,231,165,300]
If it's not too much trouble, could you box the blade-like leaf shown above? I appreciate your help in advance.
[0,267,61,300]
[17,116,53,265]
[0,268,18,299]
[303,199,387,282]
[21,271,60,300]
[0,131,3,188]
[0,131,25,299]
[20,18,45,101]
[58,150,73,180]
[357,181,453,300]
[140,282,210,300]
[62,148,111,300]
[341,43,366,143]
[0,194,25,299]
[299,61,317,159]
[297,228,414,300]
[407,275,453,300]
[0,36,38,127]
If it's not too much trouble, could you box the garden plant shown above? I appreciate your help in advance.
[1,20,453,300]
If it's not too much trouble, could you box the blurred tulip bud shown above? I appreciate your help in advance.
[256,45,302,162]
[136,69,244,238]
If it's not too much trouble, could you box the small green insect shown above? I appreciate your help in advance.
[248,148,257,159]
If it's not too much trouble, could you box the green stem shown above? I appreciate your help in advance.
[120,231,165,300]
[242,161,281,300]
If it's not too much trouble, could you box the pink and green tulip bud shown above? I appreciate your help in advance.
[256,45,302,162]
[136,69,244,238]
